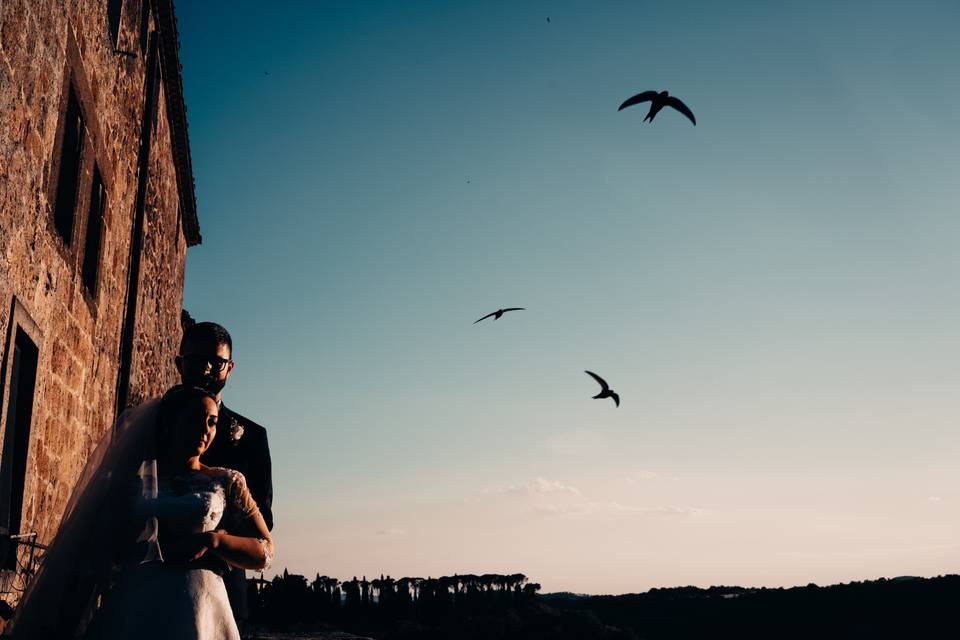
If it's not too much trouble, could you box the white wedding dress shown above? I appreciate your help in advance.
[84,467,271,640]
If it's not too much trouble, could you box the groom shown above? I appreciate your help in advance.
[175,320,274,625]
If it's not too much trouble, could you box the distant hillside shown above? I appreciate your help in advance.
[545,574,960,639]
[538,592,591,601]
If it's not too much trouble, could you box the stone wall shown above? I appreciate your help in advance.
[0,0,198,603]
[127,80,189,407]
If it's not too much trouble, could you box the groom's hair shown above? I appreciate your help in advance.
[180,321,233,356]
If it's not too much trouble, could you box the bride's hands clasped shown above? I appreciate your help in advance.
[160,531,218,564]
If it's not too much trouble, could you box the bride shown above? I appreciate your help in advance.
[10,385,274,640]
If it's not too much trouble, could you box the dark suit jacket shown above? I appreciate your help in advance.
[200,403,273,621]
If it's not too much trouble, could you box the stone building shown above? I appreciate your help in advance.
[0,0,198,605]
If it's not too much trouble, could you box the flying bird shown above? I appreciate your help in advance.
[585,370,619,407]
[474,308,525,324]
[618,90,696,126]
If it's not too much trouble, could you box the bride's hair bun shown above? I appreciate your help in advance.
[157,384,217,433]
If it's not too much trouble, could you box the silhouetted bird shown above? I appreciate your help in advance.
[585,370,619,407]
[474,308,525,324]
[547,16,551,23]
[618,90,696,126]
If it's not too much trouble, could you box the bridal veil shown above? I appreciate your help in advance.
[9,399,163,639]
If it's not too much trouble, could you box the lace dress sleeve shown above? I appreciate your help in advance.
[226,469,260,520]
[225,469,274,570]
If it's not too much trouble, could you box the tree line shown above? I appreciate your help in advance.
[247,571,960,639]
[248,570,544,630]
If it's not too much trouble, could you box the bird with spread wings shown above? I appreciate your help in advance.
[474,308,525,324]
[618,90,696,126]
[585,370,620,407]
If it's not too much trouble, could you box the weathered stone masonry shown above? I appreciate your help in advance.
[0,0,198,605]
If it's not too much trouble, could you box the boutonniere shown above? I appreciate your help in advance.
[227,416,245,445]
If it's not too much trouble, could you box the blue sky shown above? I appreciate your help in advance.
[176,1,960,593]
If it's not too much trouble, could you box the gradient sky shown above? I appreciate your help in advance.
[175,1,960,594]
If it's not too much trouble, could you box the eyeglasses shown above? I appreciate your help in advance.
[178,354,231,373]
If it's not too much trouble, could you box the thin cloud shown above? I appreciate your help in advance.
[533,504,580,516]
[624,470,660,484]
[526,477,582,496]
[648,505,706,517]
[375,528,404,536]
[533,502,706,517]
[496,477,582,497]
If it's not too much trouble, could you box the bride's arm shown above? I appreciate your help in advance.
[205,469,274,570]
[208,510,273,570]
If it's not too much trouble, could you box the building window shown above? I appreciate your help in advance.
[108,0,124,46]
[139,0,150,55]
[52,85,85,246]
[0,328,39,569]
[82,166,106,296]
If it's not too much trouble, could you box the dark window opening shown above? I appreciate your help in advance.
[139,0,150,55]
[0,329,39,570]
[82,166,106,296]
[108,0,123,45]
[53,85,85,246]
